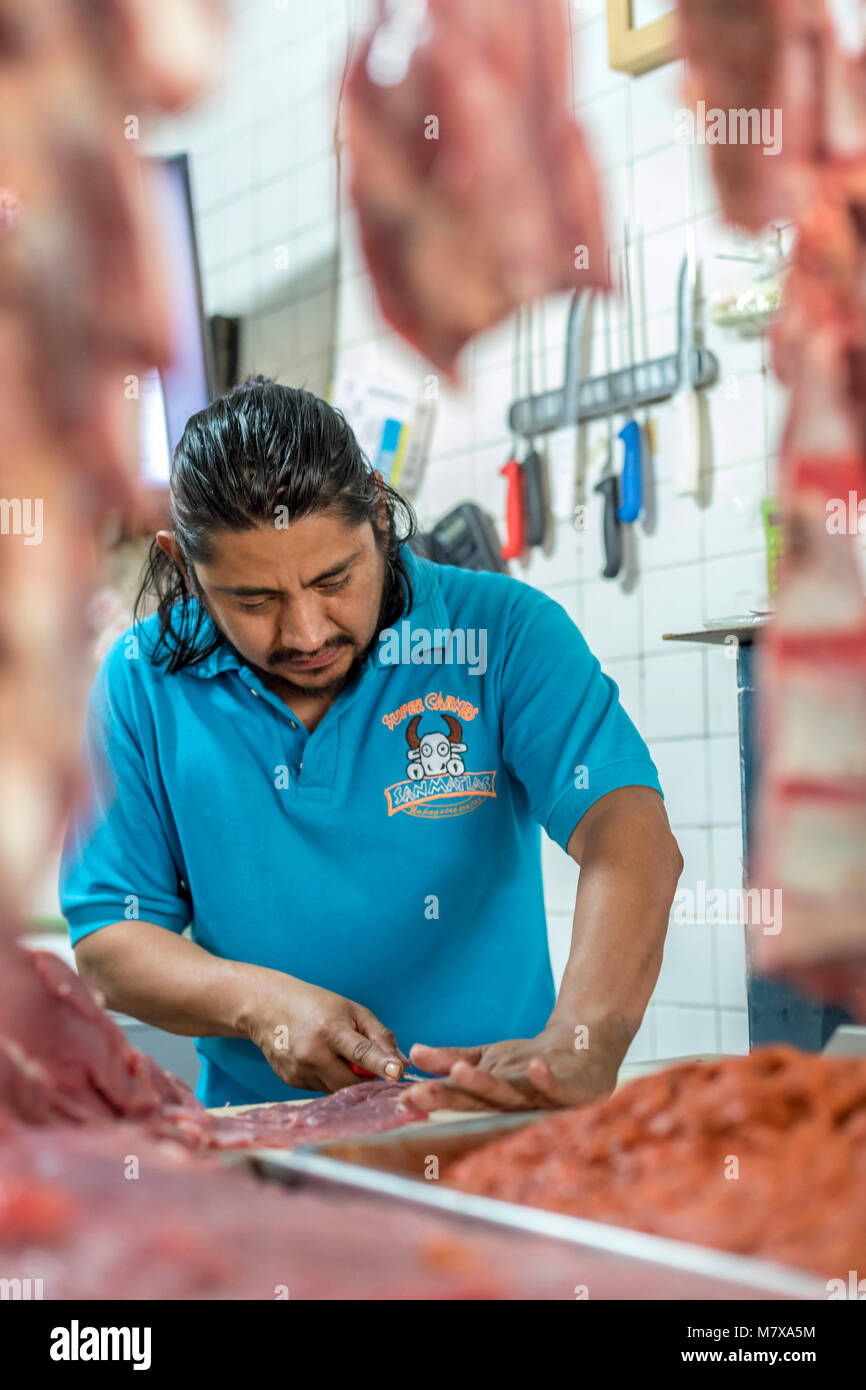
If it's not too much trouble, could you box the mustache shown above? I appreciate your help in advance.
[267,635,354,666]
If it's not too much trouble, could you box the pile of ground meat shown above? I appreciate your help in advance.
[446,1045,866,1277]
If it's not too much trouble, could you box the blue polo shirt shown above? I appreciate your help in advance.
[59,548,662,1107]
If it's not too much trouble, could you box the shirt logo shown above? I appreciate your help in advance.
[382,699,497,819]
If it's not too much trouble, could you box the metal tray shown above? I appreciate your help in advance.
[249,1113,825,1300]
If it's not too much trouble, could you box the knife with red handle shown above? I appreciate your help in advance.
[500,456,525,560]
[350,1062,424,1081]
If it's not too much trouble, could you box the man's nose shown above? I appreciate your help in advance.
[280,598,331,652]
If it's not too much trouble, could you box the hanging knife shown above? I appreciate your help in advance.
[617,224,644,524]
[596,267,622,579]
[673,235,702,498]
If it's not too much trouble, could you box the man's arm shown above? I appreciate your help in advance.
[75,921,408,1091]
[407,786,682,1111]
[549,785,682,1065]
[75,920,262,1037]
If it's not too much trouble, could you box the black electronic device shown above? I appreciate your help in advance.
[411,502,507,573]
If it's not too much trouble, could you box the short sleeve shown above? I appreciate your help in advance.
[498,586,663,851]
[59,638,191,944]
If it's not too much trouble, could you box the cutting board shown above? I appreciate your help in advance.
[209,1054,727,1127]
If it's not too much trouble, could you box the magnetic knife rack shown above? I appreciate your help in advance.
[507,254,719,439]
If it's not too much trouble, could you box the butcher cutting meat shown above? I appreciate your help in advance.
[5,0,866,1319]
[60,376,683,1113]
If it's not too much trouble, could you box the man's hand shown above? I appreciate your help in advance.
[244,975,409,1093]
[402,1023,621,1113]
[73,922,409,1093]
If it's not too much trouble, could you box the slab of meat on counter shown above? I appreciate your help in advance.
[447,1046,866,1278]
[207,1080,428,1149]
[0,1122,587,1300]
[0,945,427,1148]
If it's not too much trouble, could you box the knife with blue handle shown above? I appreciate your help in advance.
[616,419,643,523]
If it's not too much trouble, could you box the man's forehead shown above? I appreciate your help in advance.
[198,520,369,592]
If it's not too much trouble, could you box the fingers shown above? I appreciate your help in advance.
[400,1078,491,1113]
[333,1024,405,1080]
[353,1009,410,1074]
[409,1042,484,1075]
[526,1057,613,1108]
[526,1057,577,1107]
[448,1060,535,1111]
[403,1061,542,1113]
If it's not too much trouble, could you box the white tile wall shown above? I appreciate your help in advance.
[146,1,781,1061]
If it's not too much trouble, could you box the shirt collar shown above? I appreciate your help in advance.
[395,545,448,635]
[177,544,447,681]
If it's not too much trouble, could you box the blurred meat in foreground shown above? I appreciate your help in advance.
[448,1046,866,1278]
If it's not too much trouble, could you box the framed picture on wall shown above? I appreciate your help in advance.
[607,0,677,76]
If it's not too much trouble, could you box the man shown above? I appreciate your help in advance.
[61,377,682,1113]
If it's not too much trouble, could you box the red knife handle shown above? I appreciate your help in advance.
[350,1062,376,1077]
[500,458,525,560]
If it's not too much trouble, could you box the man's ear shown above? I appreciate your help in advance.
[371,470,390,533]
[156,531,193,591]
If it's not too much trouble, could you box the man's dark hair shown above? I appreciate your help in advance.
[135,376,417,672]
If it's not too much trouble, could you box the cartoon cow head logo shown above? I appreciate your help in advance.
[405,715,468,780]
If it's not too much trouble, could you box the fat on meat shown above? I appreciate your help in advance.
[345,0,609,380]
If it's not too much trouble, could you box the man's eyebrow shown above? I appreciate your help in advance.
[212,551,362,597]
[212,584,281,597]
[308,551,361,585]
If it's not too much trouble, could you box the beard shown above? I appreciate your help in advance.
[196,575,394,701]
[262,638,368,699]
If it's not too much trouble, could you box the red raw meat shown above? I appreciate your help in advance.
[0,0,224,925]
[0,945,429,1149]
[85,0,227,112]
[0,945,198,1132]
[746,110,866,1000]
[674,0,866,995]
[0,1122,589,1300]
[447,1047,866,1277]
[208,1080,428,1150]
[344,0,609,380]
[749,387,866,998]
[676,0,831,232]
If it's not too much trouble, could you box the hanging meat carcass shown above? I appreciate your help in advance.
[750,327,866,1012]
[675,0,866,1009]
[0,0,223,922]
[344,0,610,380]
[675,0,835,231]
